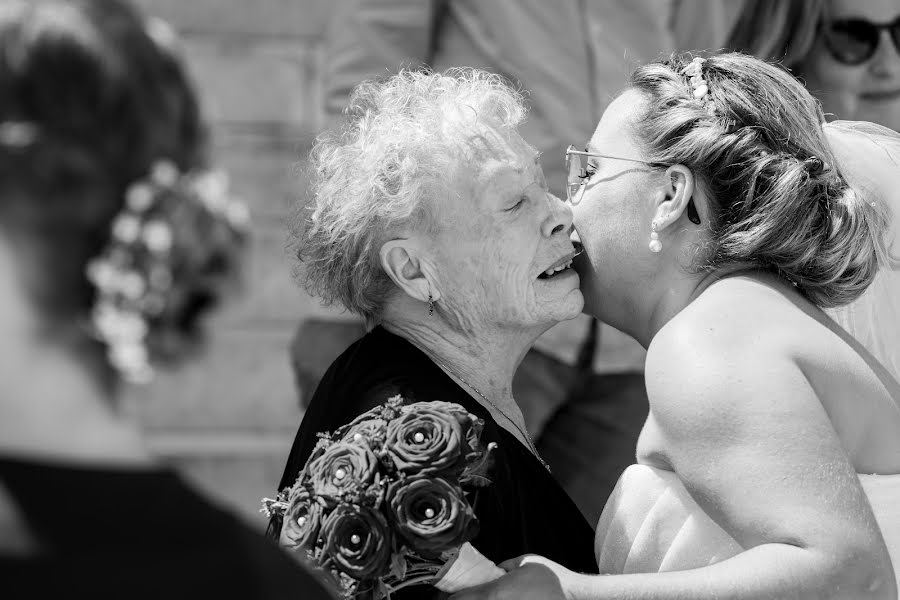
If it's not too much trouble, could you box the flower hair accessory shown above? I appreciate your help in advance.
[86,159,249,383]
[681,57,714,113]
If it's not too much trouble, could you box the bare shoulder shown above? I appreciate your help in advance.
[644,276,900,472]
[644,279,823,442]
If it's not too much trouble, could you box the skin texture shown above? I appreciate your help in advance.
[380,126,583,447]
[450,90,900,600]
[802,0,900,131]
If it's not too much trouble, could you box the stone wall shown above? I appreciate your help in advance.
[124,0,348,529]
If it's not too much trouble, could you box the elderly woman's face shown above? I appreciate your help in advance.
[430,131,583,332]
[802,0,900,131]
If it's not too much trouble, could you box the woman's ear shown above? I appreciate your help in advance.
[652,164,696,232]
[379,239,439,303]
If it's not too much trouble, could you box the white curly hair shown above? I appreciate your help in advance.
[294,67,528,321]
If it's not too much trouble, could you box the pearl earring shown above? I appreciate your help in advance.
[649,221,662,253]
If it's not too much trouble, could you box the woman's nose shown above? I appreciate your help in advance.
[869,30,900,78]
[542,191,574,237]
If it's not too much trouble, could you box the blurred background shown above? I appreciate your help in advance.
[122,0,341,525]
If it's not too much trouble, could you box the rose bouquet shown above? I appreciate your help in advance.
[262,395,504,598]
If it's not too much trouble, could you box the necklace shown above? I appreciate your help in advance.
[434,359,551,472]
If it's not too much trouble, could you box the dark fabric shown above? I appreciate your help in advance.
[0,457,336,600]
[276,326,598,596]
[538,371,649,526]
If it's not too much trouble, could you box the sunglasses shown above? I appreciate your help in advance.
[821,16,900,66]
[564,145,701,224]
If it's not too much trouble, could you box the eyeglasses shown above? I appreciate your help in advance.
[565,145,666,204]
[821,16,900,66]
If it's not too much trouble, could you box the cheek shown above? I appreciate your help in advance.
[573,194,634,257]
[802,52,865,114]
[437,227,536,320]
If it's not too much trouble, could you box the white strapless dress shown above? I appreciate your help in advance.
[595,464,900,589]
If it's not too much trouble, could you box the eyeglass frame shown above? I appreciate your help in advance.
[564,145,668,204]
[820,16,900,66]
[565,145,702,225]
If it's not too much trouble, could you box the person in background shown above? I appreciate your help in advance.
[0,1,335,597]
[294,0,744,525]
[728,0,900,384]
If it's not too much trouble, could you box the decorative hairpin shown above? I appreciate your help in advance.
[86,159,249,383]
[681,57,715,114]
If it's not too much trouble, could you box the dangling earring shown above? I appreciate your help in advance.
[428,293,434,316]
[649,221,662,253]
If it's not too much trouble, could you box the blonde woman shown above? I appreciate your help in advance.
[454,53,900,600]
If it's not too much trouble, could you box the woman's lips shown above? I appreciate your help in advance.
[861,88,900,102]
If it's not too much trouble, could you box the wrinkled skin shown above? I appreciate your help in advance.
[429,129,584,338]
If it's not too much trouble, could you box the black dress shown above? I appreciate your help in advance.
[0,457,336,599]
[275,326,598,583]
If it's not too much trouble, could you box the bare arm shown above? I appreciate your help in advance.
[453,318,896,600]
[572,323,895,599]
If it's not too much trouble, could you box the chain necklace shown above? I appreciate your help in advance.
[434,359,551,472]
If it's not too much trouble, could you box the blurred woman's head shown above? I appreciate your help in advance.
[299,68,582,341]
[0,0,246,389]
[729,0,900,131]
[571,53,891,332]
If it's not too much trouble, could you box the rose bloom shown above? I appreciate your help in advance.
[387,475,478,557]
[279,486,324,551]
[384,404,473,476]
[307,442,379,500]
[320,504,392,580]
[406,401,485,462]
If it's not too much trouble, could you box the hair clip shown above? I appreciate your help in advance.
[86,159,249,383]
[681,57,710,103]
[804,156,828,176]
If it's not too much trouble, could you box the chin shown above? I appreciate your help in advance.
[563,288,586,319]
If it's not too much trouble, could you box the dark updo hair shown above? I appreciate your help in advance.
[628,52,890,308]
[0,0,239,382]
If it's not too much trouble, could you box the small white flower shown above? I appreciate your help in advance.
[112,215,142,244]
[194,170,229,206]
[109,342,152,384]
[142,221,173,253]
[95,308,147,342]
[119,271,147,300]
[126,182,155,212]
[226,201,250,228]
[86,259,116,289]
[151,160,179,187]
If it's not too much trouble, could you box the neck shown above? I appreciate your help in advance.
[614,262,758,348]
[0,328,150,465]
[381,303,541,416]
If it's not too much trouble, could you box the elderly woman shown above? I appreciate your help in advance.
[273,68,598,592]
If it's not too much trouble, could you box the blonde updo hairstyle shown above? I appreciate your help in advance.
[629,52,890,308]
